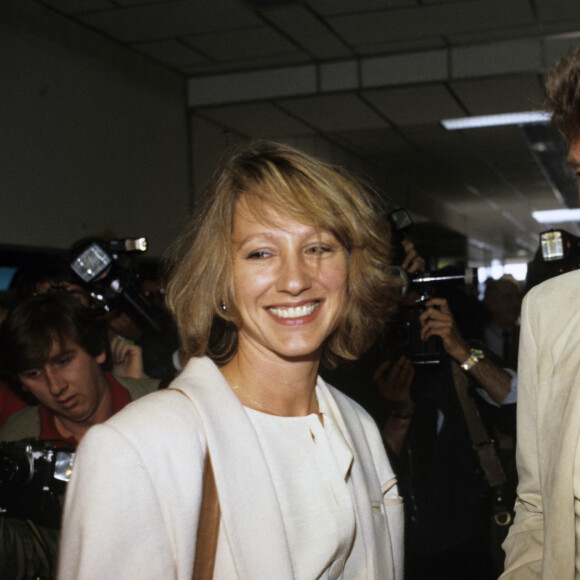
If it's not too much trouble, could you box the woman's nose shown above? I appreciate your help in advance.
[277,253,312,295]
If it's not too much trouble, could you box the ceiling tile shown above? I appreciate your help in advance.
[450,74,544,116]
[278,94,389,132]
[307,0,416,16]
[261,4,352,59]
[77,0,262,43]
[451,39,542,78]
[196,103,315,138]
[449,24,539,47]
[182,53,311,75]
[186,26,299,62]
[115,0,166,5]
[535,0,579,20]
[133,39,209,68]
[544,36,580,69]
[35,0,114,12]
[355,36,447,56]
[420,0,472,4]
[363,84,465,125]
[329,0,534,47]
[330,127,416,163]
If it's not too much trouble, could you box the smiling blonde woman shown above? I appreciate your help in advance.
[58,141,404,580]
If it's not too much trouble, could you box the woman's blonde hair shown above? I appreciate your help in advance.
[165,140,398,368]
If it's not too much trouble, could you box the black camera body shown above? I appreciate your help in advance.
[388,267,478,365]
[0,439,75,528]
[69,237,163,333]
[386,208,477,364]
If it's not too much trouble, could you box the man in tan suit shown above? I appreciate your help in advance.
[501,44,580,579]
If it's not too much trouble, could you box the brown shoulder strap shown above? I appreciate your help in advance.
[450,360,506,490]
[193,450,221,580]
[166,388,221,578]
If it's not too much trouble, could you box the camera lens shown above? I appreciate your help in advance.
[0,452,32,487]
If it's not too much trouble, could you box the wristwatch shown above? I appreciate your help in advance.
[460,348,485,371]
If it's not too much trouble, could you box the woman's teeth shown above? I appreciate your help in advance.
[268,302,319,319]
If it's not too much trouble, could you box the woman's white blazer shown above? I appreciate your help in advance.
[58,357,404,579]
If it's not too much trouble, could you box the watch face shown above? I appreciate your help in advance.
[461,348,484,370]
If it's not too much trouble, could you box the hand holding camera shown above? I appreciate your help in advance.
[418,297,471,363]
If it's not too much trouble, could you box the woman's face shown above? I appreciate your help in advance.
[231,197,348,363]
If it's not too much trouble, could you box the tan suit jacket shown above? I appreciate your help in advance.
[501,269,580,579]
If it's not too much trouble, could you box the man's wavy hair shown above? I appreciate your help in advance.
[545,43,580,140]
[0,293,108,389]
[165,141,399,369]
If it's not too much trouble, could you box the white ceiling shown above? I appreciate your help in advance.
[33,0,580,265]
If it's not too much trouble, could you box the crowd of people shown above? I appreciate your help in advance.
[0,251,178,577]
[0,41,579,580]
[0,145,522,580]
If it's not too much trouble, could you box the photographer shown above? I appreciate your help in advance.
[70,237,179,386]
[374,264,517,579]
[0,293,159,579]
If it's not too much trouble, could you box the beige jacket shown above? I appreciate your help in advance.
[58,356,404,579]
[501,269,580,579]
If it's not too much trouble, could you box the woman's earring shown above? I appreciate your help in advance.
[221,302,227,313]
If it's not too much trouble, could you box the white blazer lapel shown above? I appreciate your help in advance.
[317,379,396,578]
[171,357,294,580]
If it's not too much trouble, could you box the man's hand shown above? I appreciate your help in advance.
[373,356,415,414]
[374,356,415,454]
[401,239,425,274]
[110,335,148,379]
[419,297,512,405]
[418,297,471,363]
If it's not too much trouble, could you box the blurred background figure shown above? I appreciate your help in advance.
[483,276,522,371]
[324,233,516,579]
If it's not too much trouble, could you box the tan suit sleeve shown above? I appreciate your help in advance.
[500,290,545,578]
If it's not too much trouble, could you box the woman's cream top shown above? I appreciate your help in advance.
[245,387,364,580]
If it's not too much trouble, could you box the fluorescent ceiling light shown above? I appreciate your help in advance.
[532,209,580,223]
[442,111,551,130]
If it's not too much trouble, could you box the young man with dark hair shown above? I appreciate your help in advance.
[0,293,159,579]
[0,292,158,444]
[501,44,580,579]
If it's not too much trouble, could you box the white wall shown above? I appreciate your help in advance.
[0,1,191,258]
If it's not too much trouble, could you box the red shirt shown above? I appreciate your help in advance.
[38,372,132,447]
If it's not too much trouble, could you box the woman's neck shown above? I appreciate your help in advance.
[220,350,320,417]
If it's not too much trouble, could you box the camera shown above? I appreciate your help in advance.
[0,439,75,528]
[386,208,477,365]
[524,229,580,293]
[388,267,478,365]
[69,237,163,333]
[540,229,580,272]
